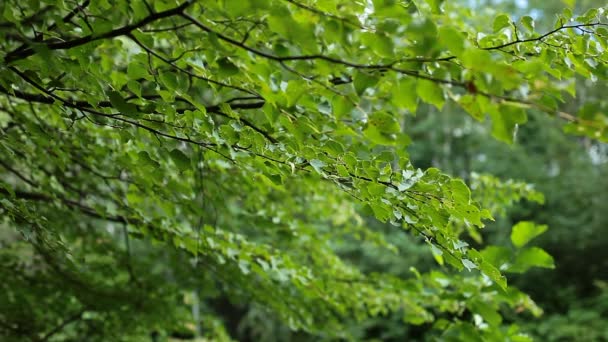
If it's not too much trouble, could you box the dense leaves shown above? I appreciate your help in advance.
[1,0,606,340]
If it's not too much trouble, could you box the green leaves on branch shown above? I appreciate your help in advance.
[364,112,401,145]
[481,222,555,274]
[0,0,602,339]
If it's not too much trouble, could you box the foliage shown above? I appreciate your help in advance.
[1,0,607,340]
[407,98,608,340]
[521,283,608,341]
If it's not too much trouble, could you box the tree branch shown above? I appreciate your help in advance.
[0,83,274,143]
[38,309,86,342]
[482,22,608,51]
[4,0,194,64]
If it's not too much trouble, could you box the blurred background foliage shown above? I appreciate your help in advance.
[351,1,608,340]
[405,101,608,342]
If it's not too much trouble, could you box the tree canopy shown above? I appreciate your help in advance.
[1,0,607,340]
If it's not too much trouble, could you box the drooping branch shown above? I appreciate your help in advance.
[0,83,274,143]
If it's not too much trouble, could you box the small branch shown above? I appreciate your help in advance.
[141,22,193,32]
[0,83,273,143]
[48,0,91,33]
[0,6,53,29]
[126,33,260,97]
[0,159,37,187]
[7,66,235,161]
[283,0,367,30]
[38,309,86,342]
[483,22,608,51]
[182,13,464,87]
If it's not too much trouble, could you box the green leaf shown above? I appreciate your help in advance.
[461,49,493,70]
[458,94,485,121]
[480,246,512,271]
[364,112,401,145]
[511,221,548,248]
[130,1,149,20]
[480,260,507,290]
[354,71,379,96]
[223,0,252,17]
[468,299,502,326]
[462,258,477,271]
[127,81,141,99]
[520,16,534,33]
[159,71,179,91]
[373,0,396,10]
[217,57,239,77]
[493,14,511,33]
[332,95,354,119]
[108,91,137,115]
[285,80,307,107]
[438,26,465,55]
[127,62,149,79]
[416,79,445,110]
[137,151,160,168]
[489,105,527,144]
[425,0,445,14]
[369,202,392,222]
[430,243,444,265]
[469,249,507,290]
[309,159,325,174]
[450,179,471,203]
[392,77,418,114]
[169,149,191,171]
[511,247,555,272]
